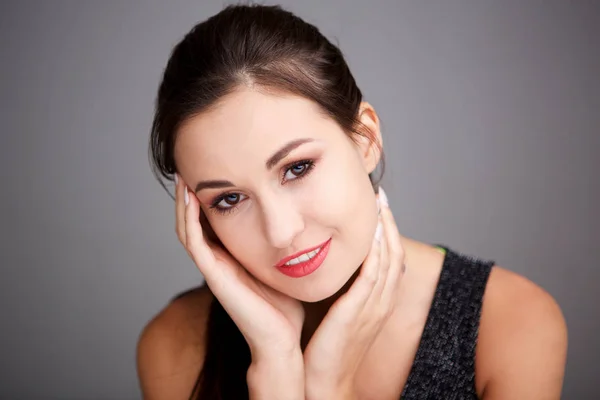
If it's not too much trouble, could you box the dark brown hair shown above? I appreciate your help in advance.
[149,3,384,399]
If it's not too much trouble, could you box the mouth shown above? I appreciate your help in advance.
[275,238,332,278]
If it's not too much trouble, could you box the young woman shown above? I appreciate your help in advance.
[137,4,567,399]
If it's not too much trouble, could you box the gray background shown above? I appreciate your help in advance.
[1,1,598,399]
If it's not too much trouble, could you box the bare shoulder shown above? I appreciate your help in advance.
[476,266,568,399]
[136,285,214,400]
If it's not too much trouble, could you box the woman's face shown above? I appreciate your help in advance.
[175,88,382,302]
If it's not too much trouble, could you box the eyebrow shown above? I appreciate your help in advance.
[265,138,314,170]
[194,138,315,193]
[194,179,235,193]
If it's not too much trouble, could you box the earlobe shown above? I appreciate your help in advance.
[355,102,383,174]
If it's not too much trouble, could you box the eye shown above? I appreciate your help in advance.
[209,159,317,216]
[220,193,242,206]
[282,160,315,183]
[209,192,247,215]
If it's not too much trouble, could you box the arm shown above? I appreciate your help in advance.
[136,287,305,400]
[247,351,305,400]
[478,267,568,400]
[136,290,210,400]
[138,178,308,399]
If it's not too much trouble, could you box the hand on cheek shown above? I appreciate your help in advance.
[303,187,407,399]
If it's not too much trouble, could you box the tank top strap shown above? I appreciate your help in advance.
[400,246,494,399]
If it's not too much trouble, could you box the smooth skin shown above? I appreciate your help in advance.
[177,182,403,399]
[137,90,567,399]
[138,183,567,400]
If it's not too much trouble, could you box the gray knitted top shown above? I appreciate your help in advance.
[400,246,494,399]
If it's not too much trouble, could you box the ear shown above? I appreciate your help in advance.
[353,102,383,174]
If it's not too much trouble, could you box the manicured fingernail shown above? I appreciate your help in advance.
[184,187,189,205]
[379,187,388,207]
[174,173,179,185]
[375,220,383,242]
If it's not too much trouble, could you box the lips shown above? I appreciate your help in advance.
[275,239,330,267]
[275,238,332,278]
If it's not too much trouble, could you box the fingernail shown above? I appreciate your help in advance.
[174,173,179,185]
[375,220,383,242]
[379,187,388,207]
[184,187,189,205]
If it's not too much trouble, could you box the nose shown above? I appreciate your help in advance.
[261,194,305,249]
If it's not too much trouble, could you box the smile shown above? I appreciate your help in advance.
[284,247,322,266]
[275,238,332,278]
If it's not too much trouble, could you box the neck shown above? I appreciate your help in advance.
[297,236,430,352]
[299,266,361,350]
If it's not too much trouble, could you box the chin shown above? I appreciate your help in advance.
[276,233,374,302]
[293,287,340,303]
[289,260,363,303]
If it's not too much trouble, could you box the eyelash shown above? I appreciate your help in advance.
[208,159,317,215]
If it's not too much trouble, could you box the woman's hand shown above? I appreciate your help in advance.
[174,174,304,370]
[303,188,406,400]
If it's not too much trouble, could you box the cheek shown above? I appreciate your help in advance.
[212,215,255,256]
[308,156,375,222]
[312,155,378,260]
[211,210,280,280]
[204,154,377,276]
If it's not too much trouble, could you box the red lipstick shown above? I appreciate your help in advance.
[275,238,331,278]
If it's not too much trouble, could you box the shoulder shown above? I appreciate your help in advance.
[136,285,214,400]
[476,266,568,399]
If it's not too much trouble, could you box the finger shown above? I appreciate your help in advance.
[379,201,406,305]
[363,206,393,312]
[336,217,383,318]
[360,216,384,290]
[184,186,217,280]
[375,202,391,296]
[379,200,404,262]
[183,187,260,317]
[175,173,187,246]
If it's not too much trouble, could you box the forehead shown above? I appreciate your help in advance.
[175,89,337,172]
